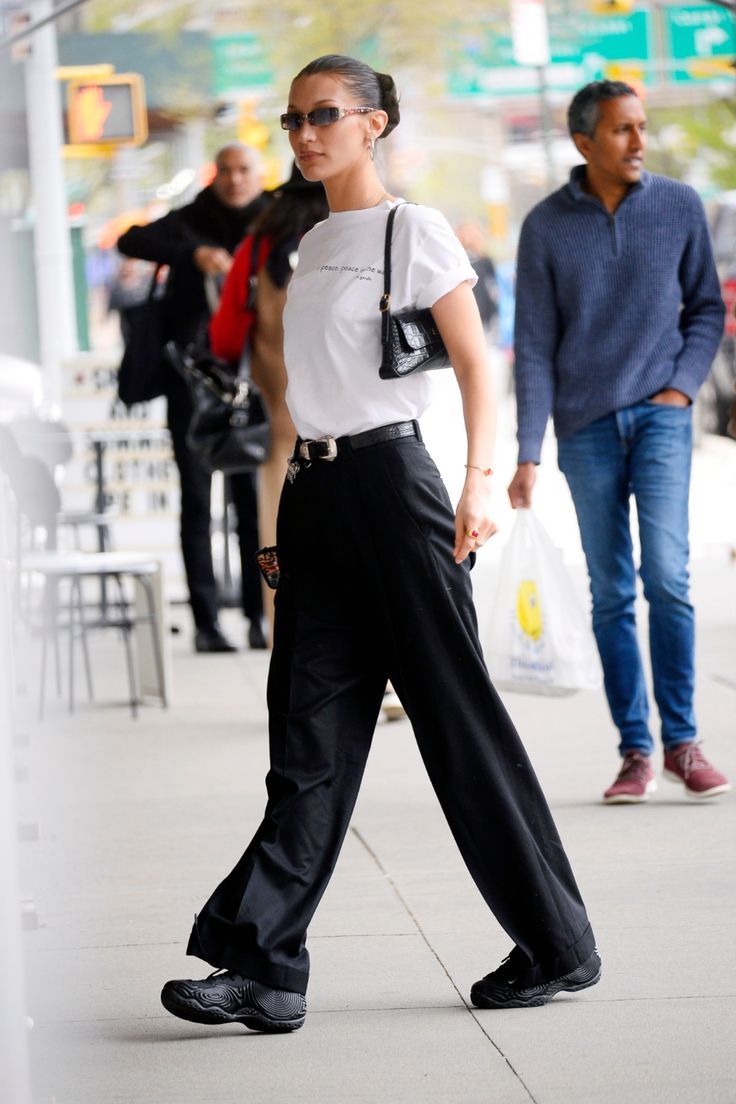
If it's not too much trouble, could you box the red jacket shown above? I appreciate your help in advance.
[209,234,271,363]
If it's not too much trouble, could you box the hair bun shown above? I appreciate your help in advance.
[376,72,400,138]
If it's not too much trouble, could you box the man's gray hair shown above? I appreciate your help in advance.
[567,80,638,138]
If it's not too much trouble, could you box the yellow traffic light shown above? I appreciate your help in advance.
[487,202,508,243]
[237,104,270,150]
[605,61,645,82]
[590,0,634,14]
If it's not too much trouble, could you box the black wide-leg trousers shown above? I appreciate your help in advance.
[187,430,595,995]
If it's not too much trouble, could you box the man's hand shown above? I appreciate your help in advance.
[193,246,233,276]
[508,462,536,509]
[649,388,691,407]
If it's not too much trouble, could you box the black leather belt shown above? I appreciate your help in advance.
[296,420,418,462]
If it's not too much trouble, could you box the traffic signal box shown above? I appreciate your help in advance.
[66,73,148,147]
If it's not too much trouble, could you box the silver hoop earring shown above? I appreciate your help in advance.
[369,138,375,161]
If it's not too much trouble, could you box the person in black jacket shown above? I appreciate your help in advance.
[455,220,498,335]
[118,144,270,652]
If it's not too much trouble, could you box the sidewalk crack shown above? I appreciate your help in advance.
[350,825,538,1104]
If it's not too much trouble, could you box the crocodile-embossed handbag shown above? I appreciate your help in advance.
[378,203,450,380]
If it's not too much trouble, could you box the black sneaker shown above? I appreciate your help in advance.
[161,970,306,1033]
[470,948,601,1010]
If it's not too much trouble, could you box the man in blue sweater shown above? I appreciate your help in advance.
[510,80,729,804]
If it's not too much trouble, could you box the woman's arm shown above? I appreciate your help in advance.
[431,282,498,564]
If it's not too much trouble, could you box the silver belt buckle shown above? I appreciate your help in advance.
[318,435,338,461]
[300,435,338,462]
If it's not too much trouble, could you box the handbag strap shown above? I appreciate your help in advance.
[245,234,266,311]
[380,203,411,346]
[203,274,220,316]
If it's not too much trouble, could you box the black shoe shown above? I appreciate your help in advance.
[470,948,601,1010]
[194,625,238,654]
[161,970,306,1033]
[247,618,268,650]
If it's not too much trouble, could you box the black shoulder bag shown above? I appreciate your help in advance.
[177,346,270,474]
[117,264,168,406]
[378,203,450,380]
[167,237,270,473]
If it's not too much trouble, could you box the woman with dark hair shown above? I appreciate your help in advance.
[161,54,600,1035]
[209,165,329,629]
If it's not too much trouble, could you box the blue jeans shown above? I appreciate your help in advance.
[557,401,695,756]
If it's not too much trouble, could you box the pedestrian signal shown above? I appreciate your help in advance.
[67,74,147,146]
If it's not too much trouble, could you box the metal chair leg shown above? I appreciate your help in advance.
[140,573,167,708]
[48,576,62,698]
[53,620,62,699]
[115,574,138,718]
[76,577,94,703]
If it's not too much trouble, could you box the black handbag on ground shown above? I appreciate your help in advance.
[167,343,271,474]
[117,265,168,406]
[378,204,450,380]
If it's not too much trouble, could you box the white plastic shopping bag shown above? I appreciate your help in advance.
[482,508,602,695]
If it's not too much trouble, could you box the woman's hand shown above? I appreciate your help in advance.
[430,283,499,563]
[454,471,498,564]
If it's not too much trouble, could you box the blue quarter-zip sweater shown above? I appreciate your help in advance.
[514,167,725,464]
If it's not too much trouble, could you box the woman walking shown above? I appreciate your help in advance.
[162,54,600,1034]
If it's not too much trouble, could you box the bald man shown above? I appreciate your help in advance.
[118,145,270,652]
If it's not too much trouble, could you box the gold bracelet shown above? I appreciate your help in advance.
[465,463,493,476]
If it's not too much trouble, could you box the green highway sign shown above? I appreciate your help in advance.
[449,5,736,97]
[579,11,651,70]
[212,34,273,96]
[665,3,736,82]
[448,30,583,97]
[448,11,653,97]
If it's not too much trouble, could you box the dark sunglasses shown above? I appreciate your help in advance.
[280,106,377,131]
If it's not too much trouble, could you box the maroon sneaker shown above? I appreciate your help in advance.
[603,752,656,804]
[663,742,731,799]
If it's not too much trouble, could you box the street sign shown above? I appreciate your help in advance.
[665,3,736,82]
[212,35,273,96]
[511,0,550,66]
[66,74,147,146]
[448,11,652,98]
[578,11,651,70]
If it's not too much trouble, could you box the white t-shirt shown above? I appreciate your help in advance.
[283,199,477,440]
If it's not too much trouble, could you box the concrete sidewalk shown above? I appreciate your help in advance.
[16,543,736,1104]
